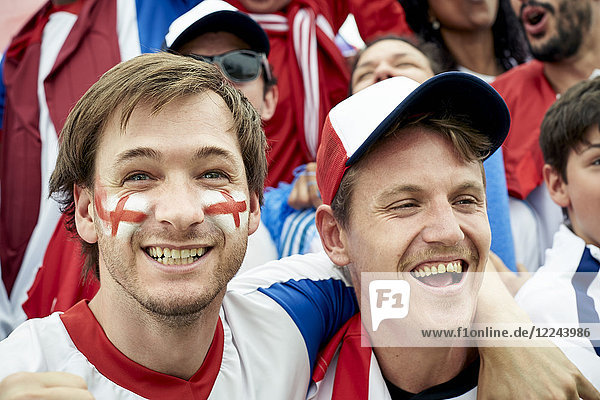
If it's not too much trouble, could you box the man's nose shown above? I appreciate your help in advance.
[374,61,396,83]
[420,202,465,246]
[154,179,205,231]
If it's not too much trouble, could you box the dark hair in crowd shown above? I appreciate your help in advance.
[540,77,600,181]
[398,0,529,73]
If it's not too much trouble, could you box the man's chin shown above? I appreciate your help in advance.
[136,290,221,327]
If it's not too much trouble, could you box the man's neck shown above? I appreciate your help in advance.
[543,20,600,95]
[89,283,222,380]
[440,28,501,77]
[373,346,477,394]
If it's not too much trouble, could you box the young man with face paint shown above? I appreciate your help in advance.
[0,52,358,399]
[0,53,597,399]
[492,0,600,271]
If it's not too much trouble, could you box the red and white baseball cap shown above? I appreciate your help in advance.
[316,72,510,205]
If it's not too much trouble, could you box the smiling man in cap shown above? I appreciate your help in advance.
[309,72,598,398]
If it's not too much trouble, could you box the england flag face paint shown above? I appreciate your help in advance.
[201,190,248,233]
[94,185,150,240]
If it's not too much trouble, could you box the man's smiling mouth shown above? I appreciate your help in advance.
[144,246,209,265]
[410,261,466,287]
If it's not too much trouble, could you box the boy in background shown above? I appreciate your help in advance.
[516,77,600,387]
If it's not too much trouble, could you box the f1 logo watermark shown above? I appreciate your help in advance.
[369,280,410,331]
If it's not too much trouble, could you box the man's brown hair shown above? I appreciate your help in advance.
[49,52,267,279]
[331,114,490,227]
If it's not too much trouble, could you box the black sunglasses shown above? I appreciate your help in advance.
[188,49,272,83]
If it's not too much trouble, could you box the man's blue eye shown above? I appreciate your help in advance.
[203,172,225,179]
[126,173,149,181]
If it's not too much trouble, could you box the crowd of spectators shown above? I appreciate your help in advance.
[0,0,598,396]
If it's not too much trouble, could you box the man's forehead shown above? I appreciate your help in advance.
[353,128,485,184]
[97,92,235,147]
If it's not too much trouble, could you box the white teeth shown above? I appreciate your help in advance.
[146,246,208,264]
[412,261,464,278]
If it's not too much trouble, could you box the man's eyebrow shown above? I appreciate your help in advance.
[377,181,485,200]
[113,147,161,169]
[454,181,485,192]
[378,184,423,200]
[193,146,239,165]
[452,181,487,202]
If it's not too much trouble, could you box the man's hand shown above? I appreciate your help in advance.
[478,346,600,399]
[488,252,531,297]
[288,162,322,210]
[0,372,94,400]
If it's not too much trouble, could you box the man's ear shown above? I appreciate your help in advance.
[74,184,98,244]
[315,205,350,266]
[247,191,261,236]
[542,164,570,208]
[260,85,278,122]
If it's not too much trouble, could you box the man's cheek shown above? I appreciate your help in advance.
[202,190,248,233]
[94,186,149,239]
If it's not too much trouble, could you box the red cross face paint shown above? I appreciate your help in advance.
[94,186,149,240]
[201,190,248,232]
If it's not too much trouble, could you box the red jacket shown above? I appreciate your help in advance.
[492,60,557,200]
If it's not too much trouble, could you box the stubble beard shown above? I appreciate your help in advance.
[529,1,590,62]
[96,222,247,328]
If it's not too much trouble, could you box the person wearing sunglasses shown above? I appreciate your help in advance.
[164,0,278,125]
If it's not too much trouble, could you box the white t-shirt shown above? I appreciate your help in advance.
[0,252,358,399]
[516,225,600,387]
